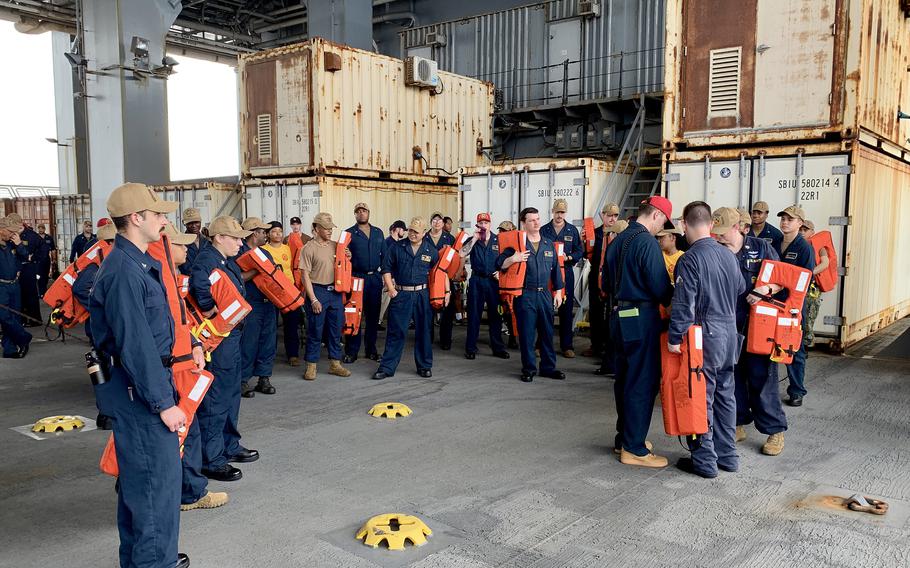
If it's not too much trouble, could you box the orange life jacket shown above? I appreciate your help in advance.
[334,231,353,293]
[343,277,365,336]
[808,230,838,293]
[185,268,252,355]
[43,239,111,328]
[288,232,305,289]
[745,260,813,364]
[549,241,566,298]
[583,217,595,259]
[100,369,215,477]
[429,246,457,311]
[235,247,306,313]
[147,236,196,373]
[452,230,471,252]
[497,230,527,339]
[660,326,708,437]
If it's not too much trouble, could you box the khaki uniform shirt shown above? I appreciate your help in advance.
[300,238,336,285]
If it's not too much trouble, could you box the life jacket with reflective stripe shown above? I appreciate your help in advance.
[100,369,215,477]
[808,230,838,293]
[185,268,252,354]
[43,239,111,328]
[429,246,457,311]
[288,232,305,289]
[235,247,306,313]
[496,230,527,339]
[549,241,566,298]
[148,236,195,373]
[583,217,595,259]
[746,259,813,364]
[343,277,365,336]
[334,231,353,293]
[452,230,471,252]
[660,325,708,437]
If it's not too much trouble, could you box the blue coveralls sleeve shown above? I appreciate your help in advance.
[550,247,565,291]
[380,242,396,274]
[668,255,698,345]
[639,240,674,305]
[72,263,98,309]
[15,243,28,261]
[189,254,216,311]
[565,226,583,266]
[104,274,175,413]
[495,246,515,271]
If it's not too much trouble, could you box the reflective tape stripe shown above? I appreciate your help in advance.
[221,299,241,320]
[777,318,798,326]
[755,305,778,316]
[693,326,703,350]
[795,271,810,292]
[209,271,222,284]
[187,374,211,402]
[63,273,76,285]
[254,248,268,261]
[760,262,774,283]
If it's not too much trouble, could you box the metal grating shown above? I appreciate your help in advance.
[257,114,272,161]
[708,47,741,117]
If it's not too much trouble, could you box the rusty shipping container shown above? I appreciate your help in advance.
[241,176,458,239]
[663,0,910,151]
[238,38,494,181]
[664,137,910,349]
[150,180,244,227]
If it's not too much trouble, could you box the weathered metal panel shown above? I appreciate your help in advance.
[149,182,243,227]
[666,158,750,209]
[53,194,92,273]
[239,58,278,170]
[239,38,493,180]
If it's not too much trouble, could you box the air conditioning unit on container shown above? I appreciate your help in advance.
[425,31,447,47]
[578,1,601,17]
[405,56,439,89]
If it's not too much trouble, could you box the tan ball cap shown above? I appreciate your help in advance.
[353,202,370,213]
[107,182,178,217]
[657,227,683,237]
[777,205,806,222]
[209,216,251,239]
[752,201,770,213]
[97,223,118,241]
[552,199,568,213]
[409,216,427,233]
[183,208,202,223]
[162,223,196,245]
[498,220,516,231]
[0,217,11,230]
[6,213,22,225]
[606,220,629,233]
[801,220,816,231]
[602,203,620,215]
[241,217,271,231]
[737,208,751,225]
[313,212,337,229]
[711,207,742,235]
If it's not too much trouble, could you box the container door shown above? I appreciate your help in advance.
[276,53,311,169]
[752,153,849,338]
[242,61,277,172]
[460,173,519,229]
[243,184,279,222]
[521,168,586,226]
[666,158,751,211]
[753,0,836,129]
[280,182,321,230]
[547,19,581,103]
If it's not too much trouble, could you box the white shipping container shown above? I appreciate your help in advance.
[150,182,244,227]
[53,194,92,272]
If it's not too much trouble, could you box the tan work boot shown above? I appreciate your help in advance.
[620,449,668,468]
[180,491,228,511]
[736,425,747,442]
[303,362,317,381]
[762,432,785,456]
[613,440,653,455]
[288,357,301,367]
[562,349,576,358]
[328,359,351,377]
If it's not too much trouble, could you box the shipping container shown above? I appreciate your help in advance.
[53,194,92,272]
[401,0,666,111]
[664,139,910,349]
[238,38,494,181]
[663,0,910,151]
[150,181,244,227]
[240,176,458,239]
[459,157,633,228]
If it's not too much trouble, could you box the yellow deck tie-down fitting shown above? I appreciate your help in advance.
[355,514,432,550]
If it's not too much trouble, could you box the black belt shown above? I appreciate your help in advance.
[472,273,492,279]
[525,287,547,292]
[617,300,657,309]
[0,277,16,284]
[110,354,177,369]
[313,283,335,291]
[354,271,377,276]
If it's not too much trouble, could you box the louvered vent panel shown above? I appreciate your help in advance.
[708,47,741,117]
[257,114,272,161]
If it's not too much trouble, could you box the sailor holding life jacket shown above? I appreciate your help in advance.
[605,196,674,468]
[775,205,816,407]
[238,217,279,398]
[344,202,385,363]
[180,207,208,276]
[711,207,787,457]
[668,203,746,478]
[373,217,443,380]
[583,203,619,361]
[190,216,258,483]
[88,183,200,568]
[464,212,510,361]
[798,220,830,347]
[748,201,784,251]
[496,207,566,383]
[540,199,583,359]
[425,212,457,350]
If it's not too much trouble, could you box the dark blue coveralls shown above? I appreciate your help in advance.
[465,232,506,355]
[605,221,673,455]
[377,238,439,375]
[749,223,784,253]
[180,235,208,276]
[588,225,607,355]
[69,232,96,262]
[238,243,278,382]
[541,220,582,351]
[669,237,745,475]
[775,234,816,400]
[88,235,181,568]
[18,226,43,323]
[73,262,99,341]
[190,244,247,469]
[425,231,456,348]
[345,224,385,359]
[733,237,787,434]
[0,237,31,357]
[36,232,55,296]
[496,236,564,376]
[302,240,345,363]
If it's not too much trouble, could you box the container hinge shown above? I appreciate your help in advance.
[573,177,588,186]
[664,173,681,182]
[314,190,323,198]
[203,195,212,201]
[828,215,851,226]
[242,192,252,200]
[458,184,471,192]
[831,165,854,175]
[823,316,845,326]
[837,266,848,276]
[683,45,687,57]
[682,107,687,118]
[828,92,833,105]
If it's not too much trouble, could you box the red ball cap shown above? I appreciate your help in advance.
[476,212,491,223]
[97,218,110,227]
[642,195,673,220]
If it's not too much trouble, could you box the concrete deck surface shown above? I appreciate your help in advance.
[2,319,909,568]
